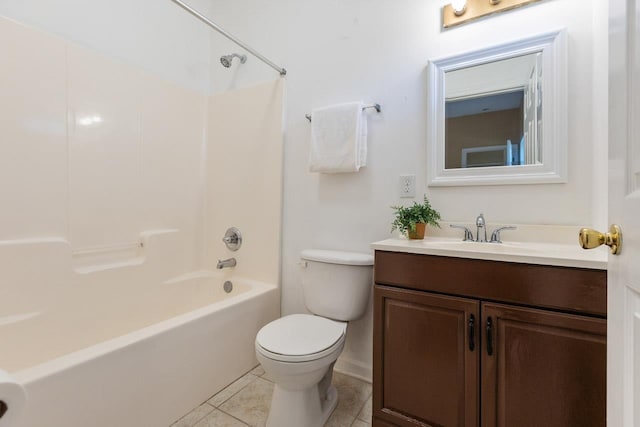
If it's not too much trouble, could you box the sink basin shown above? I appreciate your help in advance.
[420,239,546,255]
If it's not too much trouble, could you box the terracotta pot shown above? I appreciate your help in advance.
[407,223,426,240]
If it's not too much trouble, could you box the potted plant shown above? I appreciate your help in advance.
[391,196,441,239]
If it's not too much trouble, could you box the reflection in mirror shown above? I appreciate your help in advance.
[427,29,567,186]
[445,53,543,169]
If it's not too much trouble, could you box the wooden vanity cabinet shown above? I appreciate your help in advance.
[480,303,606,427]
[375,286,479,427]
[373,251,607,427]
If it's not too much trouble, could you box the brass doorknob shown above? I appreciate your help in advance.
[579,225,622,255]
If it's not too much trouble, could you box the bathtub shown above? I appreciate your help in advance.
[2,269,279,427]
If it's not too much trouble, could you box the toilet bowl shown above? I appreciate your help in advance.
[255,249,374,427]
[256,314,346,427]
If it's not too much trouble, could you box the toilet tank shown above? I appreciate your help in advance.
[300,249,374,322]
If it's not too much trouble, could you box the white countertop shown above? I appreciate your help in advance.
[371,237,608,270]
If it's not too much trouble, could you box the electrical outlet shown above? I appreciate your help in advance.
[399,175,416,198]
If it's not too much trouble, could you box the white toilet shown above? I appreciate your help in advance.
[255,249,374,427]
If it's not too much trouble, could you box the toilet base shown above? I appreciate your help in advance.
[322,385,339,423]
[266,384,338,427]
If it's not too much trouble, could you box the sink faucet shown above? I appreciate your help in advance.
[452,214,517,243]
[475,213,487,243]
[217,258,236,269]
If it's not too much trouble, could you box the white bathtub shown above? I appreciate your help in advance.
[3,270,279,427]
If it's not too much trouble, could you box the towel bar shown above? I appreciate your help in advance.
[305,103,381,122]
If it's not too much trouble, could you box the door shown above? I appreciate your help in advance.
[481,302,606,427]
[608,0,640,426]
[373,285,479,427]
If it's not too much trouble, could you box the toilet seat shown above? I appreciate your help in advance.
[256,314,346,363]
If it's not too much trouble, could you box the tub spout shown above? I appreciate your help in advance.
[217,258,236,269]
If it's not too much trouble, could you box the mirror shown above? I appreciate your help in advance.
[427,29,567,186]
[445,53,541,169]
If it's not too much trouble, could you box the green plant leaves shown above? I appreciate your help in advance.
[391,195,441,236]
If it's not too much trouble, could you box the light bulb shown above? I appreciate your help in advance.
[451,0,467,16]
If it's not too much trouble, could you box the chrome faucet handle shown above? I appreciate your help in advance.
[450,224,474,241]
[222,227,242,251]
[490,226,517,243]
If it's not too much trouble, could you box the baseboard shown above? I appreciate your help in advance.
[334,357,372,383]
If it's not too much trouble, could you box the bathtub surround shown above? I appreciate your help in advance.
[205,79,284,285]
[0,16,67,241]
[205,0,608,381]
[0,13,284,427]
[0,16,205,267]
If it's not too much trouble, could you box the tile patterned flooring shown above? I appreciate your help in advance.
[170,366,372,427]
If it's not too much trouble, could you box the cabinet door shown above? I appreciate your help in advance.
[481,302,606,427]
[374,285,479,427]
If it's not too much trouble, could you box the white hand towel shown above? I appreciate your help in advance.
[309,101,368,173]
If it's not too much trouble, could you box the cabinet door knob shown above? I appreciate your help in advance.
[468,314,476,351]
[486,317,494,356]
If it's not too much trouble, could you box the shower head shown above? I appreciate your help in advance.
[220,53,247,68]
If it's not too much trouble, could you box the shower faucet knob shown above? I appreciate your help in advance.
[222,227,242,251]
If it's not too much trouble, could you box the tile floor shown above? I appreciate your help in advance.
[170,366,372,427]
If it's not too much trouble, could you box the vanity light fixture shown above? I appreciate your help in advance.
[443,0,542,29]
[450,0,467,16]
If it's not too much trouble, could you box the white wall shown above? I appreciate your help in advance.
[0,0,212,93]
[207,0,608,380]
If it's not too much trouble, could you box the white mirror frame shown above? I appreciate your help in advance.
[427,29,568,186]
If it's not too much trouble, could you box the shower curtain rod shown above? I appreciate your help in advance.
[170,0,287,76]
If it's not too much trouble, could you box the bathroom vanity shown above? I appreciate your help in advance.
[370,239,607,427]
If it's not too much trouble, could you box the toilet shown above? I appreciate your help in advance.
[255,249,374,427]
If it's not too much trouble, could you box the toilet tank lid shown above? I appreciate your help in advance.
[301,249,374,266]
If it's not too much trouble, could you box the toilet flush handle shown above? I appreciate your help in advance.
[298,260,308,268]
